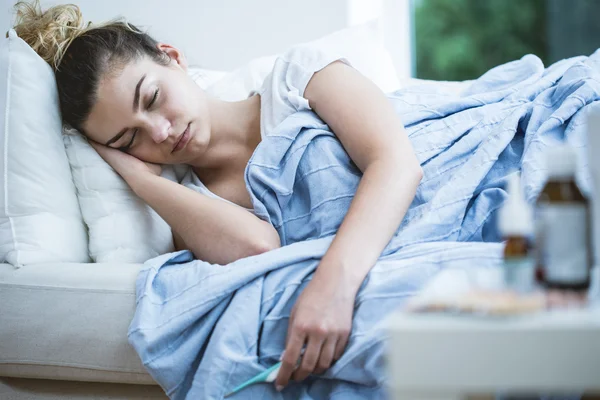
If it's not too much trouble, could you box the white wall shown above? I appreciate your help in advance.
[349,0,413,79]
[1,0,10,37]
[38,0,350,70]
[4,0,413,77]
[382,0,413,79]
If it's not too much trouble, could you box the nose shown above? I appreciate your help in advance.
[145,114,171,144]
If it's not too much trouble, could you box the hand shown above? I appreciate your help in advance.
[89,141,162,183]
[275,269,356,390]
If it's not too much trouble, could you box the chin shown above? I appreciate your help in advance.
[197,123,211,146]
[176,139,205,166]
[191,125,210,152]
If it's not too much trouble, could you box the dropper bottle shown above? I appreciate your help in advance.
[498,173,534,292]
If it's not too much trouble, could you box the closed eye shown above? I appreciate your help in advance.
[118,130,137,152]
[115,88,157,152]
[148,88,159,109]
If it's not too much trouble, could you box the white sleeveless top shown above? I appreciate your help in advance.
[182,45,351,213]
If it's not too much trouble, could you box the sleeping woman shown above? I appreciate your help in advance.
[13,0,422,390]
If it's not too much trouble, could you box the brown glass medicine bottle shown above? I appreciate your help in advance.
[535,144,592,292]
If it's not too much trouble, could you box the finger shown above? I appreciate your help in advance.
[314,336,337,375]
[283,309,296,345]
[275,329,305,389]
[292,334,324,382]
[333,333,350,361]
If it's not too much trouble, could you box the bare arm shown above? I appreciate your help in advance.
[304,60,422,290]
[130,174,281,265]
[276,61,422,387]
[172,229,188,252]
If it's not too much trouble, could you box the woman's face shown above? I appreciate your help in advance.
[83,44,211,165]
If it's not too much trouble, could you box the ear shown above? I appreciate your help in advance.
[157,43,188,72]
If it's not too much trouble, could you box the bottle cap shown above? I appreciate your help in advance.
[498,172,533,236]
[545,144,578,179]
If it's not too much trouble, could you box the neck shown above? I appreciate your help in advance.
[188,94,261,170]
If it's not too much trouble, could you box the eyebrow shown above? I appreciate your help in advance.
[105,74,146,146]
[133,74,146,112]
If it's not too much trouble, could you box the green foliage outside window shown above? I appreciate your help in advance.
[414,0,548,81]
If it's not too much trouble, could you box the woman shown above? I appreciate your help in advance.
[14,0,422,390]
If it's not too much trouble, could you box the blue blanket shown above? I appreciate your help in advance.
[128,51,600,399]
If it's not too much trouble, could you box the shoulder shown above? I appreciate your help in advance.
[257,44,352,103]
[257,44,352,138]
[270,45,351,94]
[279,44,343,68]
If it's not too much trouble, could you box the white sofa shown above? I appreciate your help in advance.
[0,6,421,397]
[0,261,167,399]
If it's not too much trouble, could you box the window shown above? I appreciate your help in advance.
[412,0,600,81]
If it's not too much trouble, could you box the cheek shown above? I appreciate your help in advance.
[161,94,192,127]
[129,139,165,163]
[170,77,202,116]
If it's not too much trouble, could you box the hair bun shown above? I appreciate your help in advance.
[13,0,89,70]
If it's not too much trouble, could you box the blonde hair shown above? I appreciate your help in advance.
[10,1,170,133]
[13,1,90,70]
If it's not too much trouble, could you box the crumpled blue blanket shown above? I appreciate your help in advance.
[128,51,600,399]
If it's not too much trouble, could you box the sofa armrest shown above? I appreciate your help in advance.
[0,261,157,385]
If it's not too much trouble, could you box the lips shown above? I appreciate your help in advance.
[172,123,191,153]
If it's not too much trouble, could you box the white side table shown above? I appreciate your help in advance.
[386,271,600,400]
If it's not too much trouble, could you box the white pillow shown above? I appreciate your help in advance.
[206,21,401,101]
[187,66,227,89]
[63,131,176,263]
[206,55,277,101]
[0,30,89,266]
[305,21,401,93]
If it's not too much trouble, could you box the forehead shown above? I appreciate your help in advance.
[83,58,156,143]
